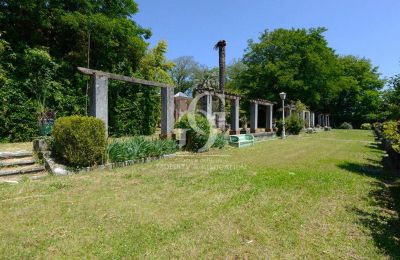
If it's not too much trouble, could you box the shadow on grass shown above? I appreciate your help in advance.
[338,150,400,258]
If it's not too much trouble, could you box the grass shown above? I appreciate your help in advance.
[0,130,399,258]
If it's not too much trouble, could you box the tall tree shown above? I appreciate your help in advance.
[170,56,200,93]
[0,0,154,141]
[237,28,384,127]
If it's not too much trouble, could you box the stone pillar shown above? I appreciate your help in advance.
[266,104,273,132]
[230,98,240,135]
[308,112,311,128]
[90,74,109,133]
[161,87,175,139]
[302,111,306,128]
[250,102,258,133]
[311,112,315,128]
[201,93,212,118]
[327,115,330,127]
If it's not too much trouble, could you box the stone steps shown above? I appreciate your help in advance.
[0,165,46,177]
[0,158,36,168]
[0,150,46,178]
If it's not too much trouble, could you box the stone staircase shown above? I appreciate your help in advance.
[0,151,46,178]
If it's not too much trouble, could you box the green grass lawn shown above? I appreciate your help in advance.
[1,130,399,258]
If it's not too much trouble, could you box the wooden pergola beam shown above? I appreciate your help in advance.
[78,67,175,89]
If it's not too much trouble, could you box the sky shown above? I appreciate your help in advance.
[134,0,400,78]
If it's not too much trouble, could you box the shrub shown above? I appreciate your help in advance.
[52,116,107,167]
[286,115,304,135]
[107,136,178,163]
[382,121,400,153]
[339,122,353,129]
[360,123,372,130]
[213,134,226,149]
[175,114,224,151]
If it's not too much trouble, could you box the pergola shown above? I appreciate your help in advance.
[249,99,275,133]
[78,67,175,139]
[196,88,242,135]
[318,114,331,127]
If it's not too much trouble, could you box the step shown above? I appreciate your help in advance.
[0,158,36,168]
[0,151,33,160]
[0,165,45,177]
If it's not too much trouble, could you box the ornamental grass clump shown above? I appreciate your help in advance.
[52,116,107,167]
[107,137,178,163]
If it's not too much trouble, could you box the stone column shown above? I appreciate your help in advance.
[266,104,273,132]
[230,98,240,135]
[308,112,311,128]
[90,74,109,133]
[250,102,258,133]
[201,93,212,118]
[327,115,330,127]
[161,87,175,139]
[302,111,306,128]
[311,112,315,127]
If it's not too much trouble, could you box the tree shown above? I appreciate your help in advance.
[237,28,384,127]
[170,56,200,93]
[332,56,384,126]
[0,0,152,141]
[383,74,400,120]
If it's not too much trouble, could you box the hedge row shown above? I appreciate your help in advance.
[374,121,400,170]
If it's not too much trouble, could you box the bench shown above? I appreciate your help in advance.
[229,134,255,148]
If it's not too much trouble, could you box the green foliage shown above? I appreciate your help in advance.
[107,136,178,163]
[382,121,400,153]
[360,123,372,130]
[0,0,151,142]
[382,74,400,120]
[52,116,107,167]
[175,113,224,152]
[238,28,384,127]
[109,41,174,137]
[170,56,201,93]
[286,115,304,135]
[213,134,227,149]
[339,122,353,129]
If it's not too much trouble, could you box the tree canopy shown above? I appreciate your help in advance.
[237,28,384,127]
[0,0,169,141]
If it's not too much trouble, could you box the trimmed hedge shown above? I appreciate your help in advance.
[374,121,400,170]
[52,116,107,167]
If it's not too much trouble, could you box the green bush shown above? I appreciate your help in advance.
[339,122,353,129]
[382,121,400,153]
[175,114,224,152]
[107,136,178,163]
[286,115,304,135]
[213,134,227,149]
[360,123,372,130]
[52,116,107,167]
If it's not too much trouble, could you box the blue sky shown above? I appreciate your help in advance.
[134,0,399,78]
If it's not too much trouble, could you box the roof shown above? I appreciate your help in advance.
[174,92,190,98]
